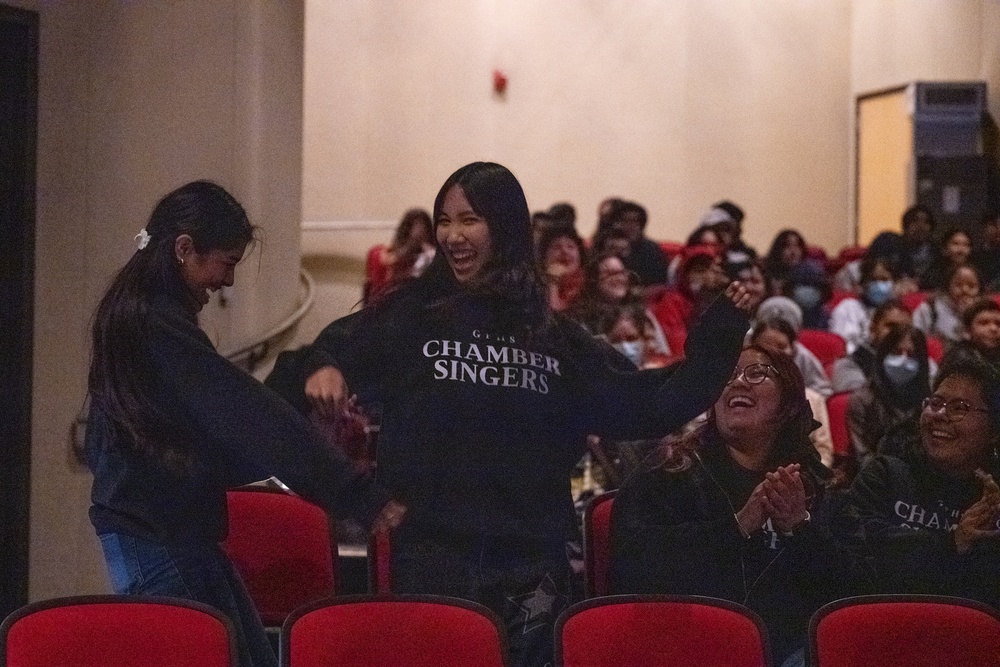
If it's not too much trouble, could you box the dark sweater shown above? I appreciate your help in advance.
[611,438,865,663]
[86,293,389,544]
[305,283,748,562]
[841,450,1000,607]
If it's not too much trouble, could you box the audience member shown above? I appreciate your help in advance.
[763,229,812,296]
[612,345,864,667]
[847,324,932,464]
[365,208,435,303]
[649,245,729,354]
[840,352,1000,609]
[600,302,672,369]
[920,228,973,291]
[945,298,1000,367]
[973,212,1000,289]
[784,259,831,330]
[750,318,835,468]
[755,296,833,396]
[913,263,982,347]
[830,300,913,393]
[829,256,900,354]
[568,252,671,359]
[898,205,937,281]
[602,200,670,286]
[537,225,587,312]
[833,231,907,294]
[713,199,758,266]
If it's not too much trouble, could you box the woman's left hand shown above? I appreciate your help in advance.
[762,464,810,533]
[724,281,755,315]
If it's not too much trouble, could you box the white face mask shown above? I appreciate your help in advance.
[613,340,644,368]
[883,354,919,386]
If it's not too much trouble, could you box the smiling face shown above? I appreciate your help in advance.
[436,185,493,284]
[781,234,804,267]
[948,266,980,310]
[715,348,784,443]
[921,374,996,478]
[544,235,582,273]
[969,309,1000,350]
[178,241,247,310]
[945,232,972,265]
[597,255,630,302]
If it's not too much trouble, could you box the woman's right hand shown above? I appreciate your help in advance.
[735,482,769,538]
[955,470,1000,554]
[724,281,755,315]
[305,365,349,420]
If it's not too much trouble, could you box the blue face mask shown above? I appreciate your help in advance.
[792,285,823,311]
[613,340,644,368]
[865,280,894,306]
[883,354,919,386]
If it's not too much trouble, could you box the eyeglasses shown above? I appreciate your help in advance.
[922,395,990,423]
[727,363,778,385]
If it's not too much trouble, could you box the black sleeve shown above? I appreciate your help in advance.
[586,295,748,441]
[610,465,746,595]
[150,309,391,528]
[841,456,962,595]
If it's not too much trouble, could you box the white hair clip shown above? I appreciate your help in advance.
[134,228,151,250]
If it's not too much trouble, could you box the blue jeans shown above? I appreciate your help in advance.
[99,533,276,667]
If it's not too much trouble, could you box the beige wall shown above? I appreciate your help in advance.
[303,0,853,253]
[300,0,855,326]
[13,0,306,600]
[850,0,1000,236]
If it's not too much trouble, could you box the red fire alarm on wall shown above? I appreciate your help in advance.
[493,69,508,95]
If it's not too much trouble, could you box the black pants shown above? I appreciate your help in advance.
[392,535,572,667]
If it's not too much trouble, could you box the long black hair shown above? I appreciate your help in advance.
[88,180,254,470]
[419,162,550,328]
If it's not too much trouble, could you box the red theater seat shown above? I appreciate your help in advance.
[223,487,336,629]
[583,491,616,598]
[282,595,510,667]
[1,595,237,667]
[556,595,771,667]
[810,595,1000,667]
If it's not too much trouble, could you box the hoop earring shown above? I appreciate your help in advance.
[179,258,185,266]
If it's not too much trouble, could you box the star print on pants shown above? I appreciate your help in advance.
[507,574,559,635]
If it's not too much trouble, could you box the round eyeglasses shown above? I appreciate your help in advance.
[727,363,778,385]
[922,395,990,423]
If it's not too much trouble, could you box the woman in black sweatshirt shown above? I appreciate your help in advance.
[301,162,753,667]
[611,344,867,667]
[85,181,401,667]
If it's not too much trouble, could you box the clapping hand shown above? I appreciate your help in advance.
[762,464,810,534]
[955,469,1000,554]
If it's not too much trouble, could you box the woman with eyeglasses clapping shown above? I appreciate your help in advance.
[841,352,1000,607]
[611,345,866,667]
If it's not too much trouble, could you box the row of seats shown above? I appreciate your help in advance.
[5,592,1000,666]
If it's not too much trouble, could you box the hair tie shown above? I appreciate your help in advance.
[134,228,151,250]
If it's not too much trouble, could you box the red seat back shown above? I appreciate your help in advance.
[797,329,847,370]
[1,596,237,667]
[556,595,771,667]
[899,291,928,312]
[367,529,392,594]
[810,595,1000,667]
[583,491,616,598]
[838,245,867,263]
[925,336,945,363]
[826,392,852,457]
[283,595,510,667]
[223,488,336,626]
